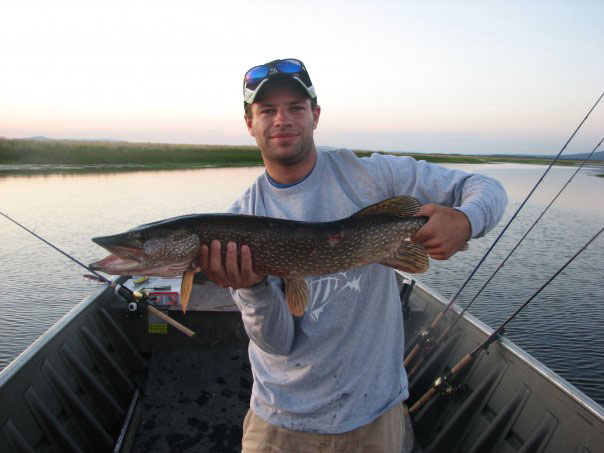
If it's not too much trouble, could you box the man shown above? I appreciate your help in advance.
[197,58,508,451]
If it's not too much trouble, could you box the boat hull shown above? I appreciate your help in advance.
[0,273,602,452]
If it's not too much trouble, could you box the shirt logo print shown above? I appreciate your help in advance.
[308,272,362,322]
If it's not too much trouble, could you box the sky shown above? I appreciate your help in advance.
[1,0,603,155]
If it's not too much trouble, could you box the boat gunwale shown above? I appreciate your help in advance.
[403,271,604,423]
[0,276,122,387]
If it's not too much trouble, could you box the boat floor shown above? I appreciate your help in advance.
[132,276,420,451]
[133,347,252,452]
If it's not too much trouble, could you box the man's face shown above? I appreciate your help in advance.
[245,85,320,167]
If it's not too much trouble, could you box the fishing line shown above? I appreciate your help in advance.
[410,225,604,414]
[0,211,110,284]
[404,89,604,363]
[439,90,603,315]
[0,210,197,337]
[430,135,604,349]
[470,225,604,357]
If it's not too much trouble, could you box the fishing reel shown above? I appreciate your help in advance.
[432,373,462,397]
[116,286,148,318]
[126,290,148,318]
[417,327,435,352]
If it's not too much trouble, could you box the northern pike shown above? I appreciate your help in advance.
[89,195,429,316]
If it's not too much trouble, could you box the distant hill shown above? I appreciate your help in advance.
[487,151,604,161]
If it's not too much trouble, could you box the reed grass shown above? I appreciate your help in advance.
[0,138,593,176]
[0,138,263,166]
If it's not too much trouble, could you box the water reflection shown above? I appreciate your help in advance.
[445,163,604,215]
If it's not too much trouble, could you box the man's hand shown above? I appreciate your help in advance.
[411,204,471,260]
[194,240,266,289]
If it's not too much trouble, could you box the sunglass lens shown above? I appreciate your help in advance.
[245,65,270,85]
[275,59,303,74]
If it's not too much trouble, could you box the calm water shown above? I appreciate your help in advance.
[1,163,603,406]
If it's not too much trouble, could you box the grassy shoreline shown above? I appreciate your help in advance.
[0,138,599,176]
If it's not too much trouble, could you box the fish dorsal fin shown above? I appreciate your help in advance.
[353,196,421,218]
[379,240,429,273]
[284,277,309,317]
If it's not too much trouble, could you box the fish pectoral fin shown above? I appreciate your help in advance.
[352,195,421,218]
[379,241,429,273]
[284,277,309,317]
[180,269,195,314]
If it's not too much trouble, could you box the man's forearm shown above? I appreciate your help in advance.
[231,277,295,356]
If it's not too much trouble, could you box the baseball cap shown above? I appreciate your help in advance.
[243,58,317,104]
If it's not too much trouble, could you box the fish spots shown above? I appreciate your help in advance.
[328,231,345,247]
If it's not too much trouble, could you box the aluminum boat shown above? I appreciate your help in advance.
[0,273,602,452]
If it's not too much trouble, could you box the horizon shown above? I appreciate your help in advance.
[4,135,604,158]
[2,1,603,156]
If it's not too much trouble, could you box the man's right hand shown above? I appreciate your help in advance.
[194,240,266,289]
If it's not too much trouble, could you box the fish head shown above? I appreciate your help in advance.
[89,229,200,277]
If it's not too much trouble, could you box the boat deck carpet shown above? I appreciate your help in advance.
[132,348,252,452]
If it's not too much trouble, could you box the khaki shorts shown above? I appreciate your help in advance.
[242,403,414,453]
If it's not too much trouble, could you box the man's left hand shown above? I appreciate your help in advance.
[411,204,471,260]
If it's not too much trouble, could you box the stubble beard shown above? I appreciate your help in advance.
[261,131,315,167]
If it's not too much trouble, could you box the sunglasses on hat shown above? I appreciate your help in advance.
[243,58,316,104]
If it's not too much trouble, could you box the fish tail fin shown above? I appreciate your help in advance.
[379,241,429,273]
[353,195,421,218]
[284,277,309,317]
[180,269,195,313]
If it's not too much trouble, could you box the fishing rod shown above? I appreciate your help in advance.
[405,135,604,378]
[0,211,196,338]
[404,89,604,367]
[409,225,604,415]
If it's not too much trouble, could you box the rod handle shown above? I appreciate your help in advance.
[451,352,475,375]
[430,311,445,329]
[403,344,420,368]
[410,387,436,415]
[147,305,196,338]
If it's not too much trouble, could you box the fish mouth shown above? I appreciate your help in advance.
[89,254,192,277]
[89,254,140,274]
[90,231,196,277]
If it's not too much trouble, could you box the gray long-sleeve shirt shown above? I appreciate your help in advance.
[228,149,507,433]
